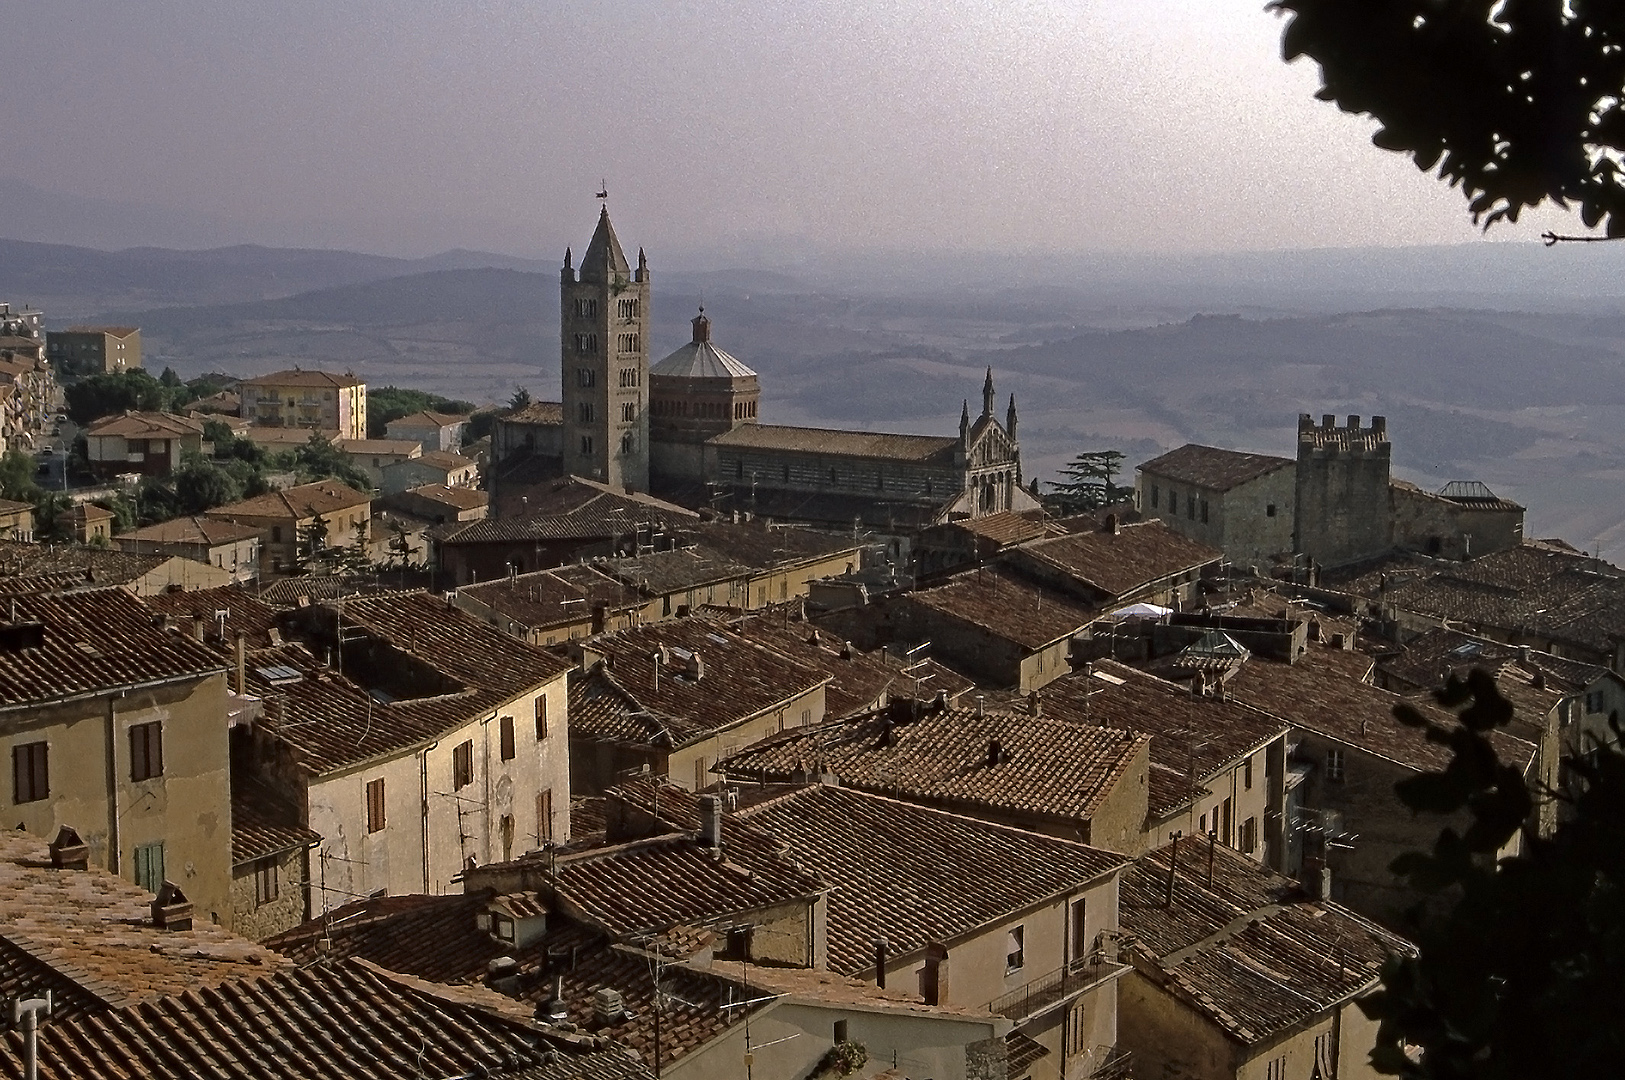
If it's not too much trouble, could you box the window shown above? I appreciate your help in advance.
[1243,755,1254,790]
[833,1020,848,1044]
[1326,747,1346,783]
[577,402,595,423]
[1265,1056,1286,1080]
[618,297,640,320]
[535,695,548,739]
[271,526,283,543]
[618,367,640,388]
[1266,502,1277,517]
[1006,925,1025,972]
[579,435,594,455]
[453,740,474,790]
[1241,816,1258,854]
[577,368,596,387]
[617,332,640,353]
[537,789,553,844]
[723,927,753,960]
[1221,796,1233,844]
[1067,1001,1089,1057]
[1315,1032,1335,1077]
[366,779,386,832]
[575,298,598,318]
[254,858,279,906]
[621,402,635,422]
[1068,897,1089,966]
[1199,497,1209,523]
[12,741,47,803]
[1187,494,1196,520]
[801,708,812,727]
[501,813,515,861]
[499,715,516,761]
[1150,484,1159,509]
[129,721,163,782]
[493,911,515,942]
[134,841,165,894]
[1200,812,1209,835]
[574,332,598,353]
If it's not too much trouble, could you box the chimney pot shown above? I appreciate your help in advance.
[592,987,627,1026]
[47,826,88,870]
[151,881,194,931]
[486,956,522,996]
[699,794,723,850]
[987,738,1003,767]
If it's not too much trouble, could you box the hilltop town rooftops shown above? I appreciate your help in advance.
[84,411,204,439]
[502,400,564,425]
[437,479,696,545]
[651,338,758,380]
[904,566,1100,648]
[0,588,227,709]
[708,423,961,464]
[456,564,639,631]
[572,620,831,749]
[207,480,371,519]
[398,482,488,510]
[0,540,177,589]
[1121,839,1412,1046]
[412,449,478,470]
[719,704,1150,827]
[0,831,288,1012]
[738,784,1128,976]
[388,409,470,428]
[241,368,363,388]
[1377,625,1610,694]
[953,509,1056,547]
[1138,444,1295,492]
[145,586,282,648]
[1010,518,1223,599]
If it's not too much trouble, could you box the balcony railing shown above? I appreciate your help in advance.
[1080,1044,1134,1080]
[987,955,1127,1020]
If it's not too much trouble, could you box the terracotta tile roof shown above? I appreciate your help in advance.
[1121,840,1412,1046]
[440,483,695,545]
[1137,445,1294,492]
[241,368,363,388]
[718,704,1150,828]
[902,567,1100,648]
[84,411,204,439]
[698,609,973,719]
[265,894,737,1074]
[0,832,289,1012]
[1006,1030,1051,1075]
[1009,519,1222,600]
[708,423,960,465]
[1377,626,1609,695]
[458,564,639,631]
[954,510,1056,547]
[0,588,225,710]
[592,546,751,595]
[207,480,371,521]
[387,409,469,429]
[515,779,822,940]
[339,437,420,456]
[738,785,1127,975]
[572,621,830,750]
[0,955,651,1080]
[0,540,170,590]
[1035,662,1288,818]
[413,449,477,470]
[1224,646,1537,773]
[501,400,564,425]
[117,515,261,546]
[231,774,321,865]
[401,482,489,509]
[0,935,105,1021]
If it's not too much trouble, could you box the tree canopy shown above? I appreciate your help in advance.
[1045,449,1126,513]
[366,386,475,438]
[1273,1,1625,235]
[1360,669,1625,1078]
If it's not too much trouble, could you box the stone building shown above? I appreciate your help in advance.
[648,307,760,484]
[1293,413,1394,569]
[1136,444,1295,570]
[559,206,650,490]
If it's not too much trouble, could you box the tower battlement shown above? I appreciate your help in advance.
[1297,413,1389,455]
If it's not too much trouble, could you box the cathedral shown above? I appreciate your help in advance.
[508,206,1033,531]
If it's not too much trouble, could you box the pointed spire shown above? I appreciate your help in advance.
[1007,393,1018,438]
[960,399,970,443]
[563,247,572,269]
[692,306,711,344]
[636,246,648,283]
[981,366,996,418]
[580,206,630,283]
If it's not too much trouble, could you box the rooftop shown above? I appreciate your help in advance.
[207,480,371,520]
[708,423,960,465]
[144,585,282,648]
[231,773,321,866]
[241,368,363,388]
[457,564,640,632]
[572,620,831,749]
[719,703,1150,828]
[339,437,421,456]
[84,411,205,439]
[1009,518,1223,599]
[117,515,261,547]
[501,400,565,425]
[60,325,139,337]
[408,449,478,471]
[1137,444,1294,492]
[1376,625,1610,696]
[439,480,695,545]
[387,409,470,429]
[397,482,489,510]
[1121,840,1412,1046]
[0,588,226,712]
[738,784,1127,976]
[0,540,173,590]
[903,566,1100,648]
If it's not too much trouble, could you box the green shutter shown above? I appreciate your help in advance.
[133,842,165,894]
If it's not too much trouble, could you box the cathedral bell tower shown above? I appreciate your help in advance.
[560,206,650,490]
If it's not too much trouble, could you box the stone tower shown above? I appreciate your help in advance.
[1293,413,1391,569]
[560,207,650,490]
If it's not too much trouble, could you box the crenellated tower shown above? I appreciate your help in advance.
[560,206,650,490]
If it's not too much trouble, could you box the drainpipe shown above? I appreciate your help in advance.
[482,714,493,864]
[104,693,122,873]
[420,740,439,893]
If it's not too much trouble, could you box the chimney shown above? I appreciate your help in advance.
[190,616,206,643]
[151,881,193,931]
[234,632,247,696]
[921,944,949,1006]
[1103,513,1120,535]
[1533,669,1547,690]
[698,794,723,851]
[592,987,627,1026]
[975,694,985,716]
[874,934,889,989]
[987,738,1003,767]
[47,826,88,870]
[486,956,522,997]
[1027,690,1041,718]
[538,975,570,1024]
[591,602,608,636]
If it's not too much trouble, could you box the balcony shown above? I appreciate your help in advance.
[987,955,1129,1020]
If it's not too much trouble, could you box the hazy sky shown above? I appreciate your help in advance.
[1,0,1582,259]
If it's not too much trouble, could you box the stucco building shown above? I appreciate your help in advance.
[48,324,141,373]
[205,479,372,575]
[84,410,207,478]
[240,368,367,439]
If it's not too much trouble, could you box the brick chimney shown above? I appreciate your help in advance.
[921,943,950,1006]
[698,794,723,851]
[47,826,88,870]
